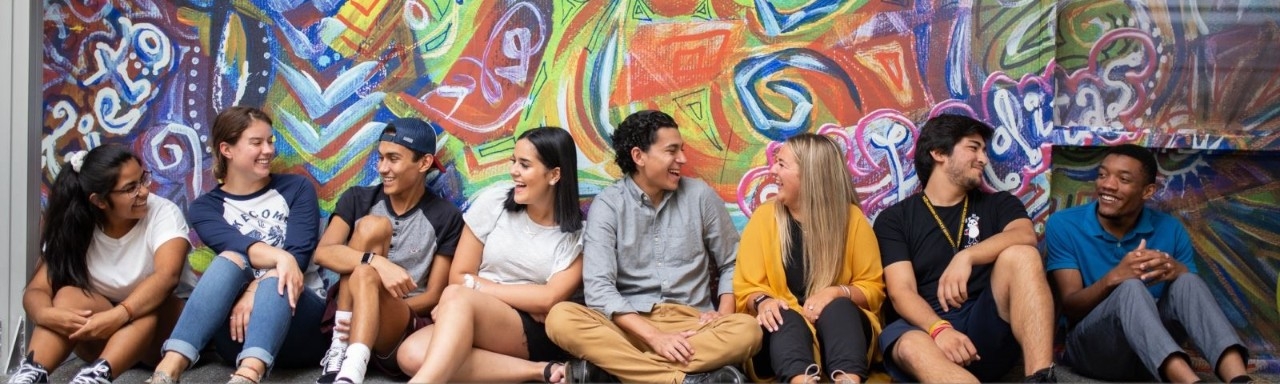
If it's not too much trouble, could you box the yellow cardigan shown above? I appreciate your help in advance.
[733,201,886,381]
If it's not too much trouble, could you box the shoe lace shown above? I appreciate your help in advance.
[830,369,859,384]
[321,346,345,373]
[69,362,111,384]
[8,364,46,384]
[800,364,821,384]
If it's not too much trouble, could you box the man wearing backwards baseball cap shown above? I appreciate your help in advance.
[313,117,464,383]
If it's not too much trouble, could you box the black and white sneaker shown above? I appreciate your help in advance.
[315,344,345,384]
[1023,365,1057,383]
[69,358,112,384]
[7,351,49,384]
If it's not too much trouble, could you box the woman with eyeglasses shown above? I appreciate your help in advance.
[151,106,327,384]
[8,144,193,384]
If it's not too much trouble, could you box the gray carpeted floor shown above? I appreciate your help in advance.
[36,353,403,383]
[9,355,1277,383]
[29,358,1158,383]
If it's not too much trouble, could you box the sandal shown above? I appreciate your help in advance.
[543,361,566,383]
[147,371,178,384]
[228,365,262,384]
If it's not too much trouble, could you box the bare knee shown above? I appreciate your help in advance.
[435,285,479,315]
[438,284,472,304]
[996,244,1043,272]
[52,286,109,311]
[217,251,249,269]
[892,331,943,370]
[351,216,392,245]
[396,326,435,372]
[350,264,381,290]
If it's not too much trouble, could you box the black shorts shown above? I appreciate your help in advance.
[879,289,1020,382]
[517,310,569,362]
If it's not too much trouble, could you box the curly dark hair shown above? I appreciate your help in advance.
[612,110,678,175]
[914,114,994,187]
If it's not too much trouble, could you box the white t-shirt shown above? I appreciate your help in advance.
[465,184,583,285]
[86,194,195,302]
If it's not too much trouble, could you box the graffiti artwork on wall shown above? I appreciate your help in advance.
[41,0,1274,370]
[42,0,1052,236]
[1053,0,1280,369]
[1051,146,1280,371]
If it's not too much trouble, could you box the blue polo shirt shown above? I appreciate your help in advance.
[1044,201,1198,299]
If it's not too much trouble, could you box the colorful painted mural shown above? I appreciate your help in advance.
[1052,1,1280,371]
[39,0,1278,372]
[1050,146,1280,372]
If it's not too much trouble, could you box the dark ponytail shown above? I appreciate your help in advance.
[41,145,138,292]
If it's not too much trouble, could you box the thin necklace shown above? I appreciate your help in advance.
[521,213,538,236]
[922,194,968,252]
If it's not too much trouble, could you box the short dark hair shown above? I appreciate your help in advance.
[1104,144,1158,185]
[914,114,994,187]
[612,110,678,175]
[504,127,584,233]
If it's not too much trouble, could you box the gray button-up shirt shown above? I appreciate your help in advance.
[583,176,740,319]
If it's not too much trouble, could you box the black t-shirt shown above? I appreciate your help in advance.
[785,217,807,303]
[874,190,1029,319]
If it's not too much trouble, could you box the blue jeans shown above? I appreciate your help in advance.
[162,254,327,368]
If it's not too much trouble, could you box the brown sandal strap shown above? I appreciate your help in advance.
[231,365,263,384]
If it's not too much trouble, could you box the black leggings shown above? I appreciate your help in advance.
[750,299,872,382]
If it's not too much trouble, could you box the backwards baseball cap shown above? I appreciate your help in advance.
[381,117,445,172]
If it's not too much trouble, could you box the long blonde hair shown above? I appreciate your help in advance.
[776,134,861,299]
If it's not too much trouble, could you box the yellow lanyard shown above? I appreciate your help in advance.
[922,195,968,252]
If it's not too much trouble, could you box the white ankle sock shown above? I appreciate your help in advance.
[332,311,352,348]
[336,343,371,383]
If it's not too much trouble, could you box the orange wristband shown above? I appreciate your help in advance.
[927,319,951,335]
[118,302,134,322]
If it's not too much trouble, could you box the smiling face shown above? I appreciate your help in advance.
[1095,153,1155,221]
[632,127,687,194]
[510,138,560,206]
[94,159,151,222]
[935,134,989,190]
[769,143,802,209]
[377,141,431,197]
[219,119,275,181]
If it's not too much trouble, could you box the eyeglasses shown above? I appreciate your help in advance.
[110,171,152,199]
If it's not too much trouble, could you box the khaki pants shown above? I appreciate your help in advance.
[546,302,762,384]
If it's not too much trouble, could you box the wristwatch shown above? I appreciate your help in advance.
[360,252,374,265]
[463,273,479,290]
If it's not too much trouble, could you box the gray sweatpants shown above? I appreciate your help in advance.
[1064,273,1246,381]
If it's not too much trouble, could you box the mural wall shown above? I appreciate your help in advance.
[1051,1,1280,371]
[38,0,1277,372]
